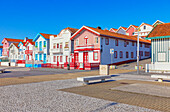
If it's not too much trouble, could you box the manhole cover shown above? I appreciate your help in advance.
[120,82,129,85]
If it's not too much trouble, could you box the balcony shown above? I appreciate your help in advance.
[25,50,33,55]
[35,48,45,54]
[76,44,94,50]
[50,48,63,53]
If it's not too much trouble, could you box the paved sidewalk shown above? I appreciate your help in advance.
[61,80,170,112]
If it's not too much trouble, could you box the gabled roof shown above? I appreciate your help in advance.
[139,23,153,28]
[58,27,79,36]
[116,26,127,32]
[71,26,151,44]
[152,20,164,27]
[24,39,35,46]
[109,28,117,32]
[9,43,19,49]
[126,25,138,31]
[66,27,79,34]
[146,23,170,39]
[2,38,23,44]
[33,33,57,42]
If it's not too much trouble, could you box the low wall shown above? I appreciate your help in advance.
[1,62,9,66]
[11,62,16,67]
[18,64,25,67]
[146,63,170,73]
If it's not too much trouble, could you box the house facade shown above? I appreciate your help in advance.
[50,27,78,68]
[134,23,153,38]
[145,23,170,73]
[2,38,23,57]
[8,43,19,63]
[0,46,2,62]
[33,33,55,64]
[71,26,151,70]
[116,26,127,35]
[126,25,138,36]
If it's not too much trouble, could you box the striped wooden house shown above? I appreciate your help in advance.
[145,23,170,73]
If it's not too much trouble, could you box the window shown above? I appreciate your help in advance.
[124,41,127,47]
[93,52,98,61]
[95,37,98,43]
[35,42,38,47]
[60,56,62,62]
[44,41,46,47]
[145,51,150,56]
[39,54,42,61]
[53,43,56,49]
[53,56,56,62]
[126,52,129,58]
[114,51,117,58]
[115,39,118,46]
[76,39,79,46]
[131,52,133,58]
[120,51,123,58]
[105,38,109,45]
[57,43,59,48]
[35,54,38,60]
[84,36,88,45]
[65,42,69,48]
[144,25,146,29]
[140,43,142,47]
[145,44,150,48]
[60,43,62,49]
[140,51,143,56]
[66,56,68,63]
[132,42,134,46]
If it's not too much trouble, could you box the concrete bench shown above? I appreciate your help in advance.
[0,69,5,73]
[77,75,111,84]
[151,75,170,82]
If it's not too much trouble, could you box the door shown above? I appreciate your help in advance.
[39,41,42,51]
[83,52,88,63]
[44,54,46,63]
[57,56,59,66]
[74,53,79,69]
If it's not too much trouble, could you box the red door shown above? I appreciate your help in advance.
[74,53,79,69]
[57,56,59,66]
[83,52,88,63]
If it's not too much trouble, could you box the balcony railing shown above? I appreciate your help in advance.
[76,44,94,50]
[25,50,33,54]
[50,48,63,53]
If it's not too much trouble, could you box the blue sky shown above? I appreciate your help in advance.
[0,0,170,45]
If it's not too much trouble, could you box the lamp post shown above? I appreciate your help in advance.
[137,28,140,74]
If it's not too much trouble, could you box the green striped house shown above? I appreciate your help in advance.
[145,23,170,72]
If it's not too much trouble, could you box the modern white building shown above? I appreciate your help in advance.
[50,27,78,68]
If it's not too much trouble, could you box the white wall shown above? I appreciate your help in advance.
[50,29,72,64]
[117,29,126,35]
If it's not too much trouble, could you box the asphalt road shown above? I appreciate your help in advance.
[0,67,90,78]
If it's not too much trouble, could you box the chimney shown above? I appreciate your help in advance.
[97,26,102,29]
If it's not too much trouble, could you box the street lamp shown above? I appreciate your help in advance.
[137,28,140,74]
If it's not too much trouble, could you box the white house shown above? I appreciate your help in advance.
[50,27,78,68]
[8,43,19,66]
[134,23,153,38]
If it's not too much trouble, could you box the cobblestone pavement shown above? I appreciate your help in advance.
[0,79,159,112]
[111,83,170,97]
[61,80,170,112]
